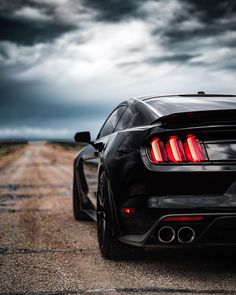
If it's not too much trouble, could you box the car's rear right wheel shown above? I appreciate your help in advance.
[97,171,144,260]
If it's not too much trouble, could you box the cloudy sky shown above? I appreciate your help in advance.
[0,0,236,140]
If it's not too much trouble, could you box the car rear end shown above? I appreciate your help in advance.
[118,106,236,248]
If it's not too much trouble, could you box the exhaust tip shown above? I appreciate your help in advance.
[158,226,175,244]
[177,227,195,244]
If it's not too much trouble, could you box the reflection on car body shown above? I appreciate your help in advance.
[73,92,236,260]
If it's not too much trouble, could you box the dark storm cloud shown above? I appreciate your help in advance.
[0,78,111,127]
[182,0,236,22]
[224,63,236,71]
[0,0,33,11]
[81,0,141,22]
[0,0,60,18]
[0,9,76,46]
[0,0,77,45]
[0,15,76,46]
[82,0,236,29]
[158,0,236,45]
[83,0,236,70]
[145,54,199,64]
[1,0,235,46]
[0,75,112,139]
[162,20,236,46]
[118,53,199,69]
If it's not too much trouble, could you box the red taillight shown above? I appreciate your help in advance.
[149,134,205,163]
[184,134,205,162]
[122,208,135,214]
[162,216,204,222]
[150,138,167,163]
[166,136,187,162]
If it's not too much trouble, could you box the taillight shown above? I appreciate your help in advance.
[166,136,186,162]
[149,134,205,163]
[150,138,167,163]
[122,208,135,215]
[162,216,204,222]
[184,134,205,162]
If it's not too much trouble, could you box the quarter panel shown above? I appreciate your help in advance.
[74,144,98,208]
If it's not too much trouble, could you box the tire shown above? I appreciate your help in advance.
[97,171,144,260]
[73,172,92,221]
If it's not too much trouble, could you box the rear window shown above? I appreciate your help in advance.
[146,96,236,116]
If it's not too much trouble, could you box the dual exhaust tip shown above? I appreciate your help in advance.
[158,226,195,244]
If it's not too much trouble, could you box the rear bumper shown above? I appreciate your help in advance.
[119,213,236,247]
[118,181,236,247]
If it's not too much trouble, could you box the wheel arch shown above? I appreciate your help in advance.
[98,163,121,234]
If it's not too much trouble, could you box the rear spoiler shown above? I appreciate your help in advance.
[152,109,236,128]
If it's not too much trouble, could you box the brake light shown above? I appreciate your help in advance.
[150,138,167,163]
[122,208,135,214]
[184,134,205,162]
[163,216,204,222]
[166,136,187,162]
[149,134,205,163]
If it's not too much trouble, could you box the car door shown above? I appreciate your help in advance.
[81,105,127,209]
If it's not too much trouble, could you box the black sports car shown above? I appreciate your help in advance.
[73,92,236,260]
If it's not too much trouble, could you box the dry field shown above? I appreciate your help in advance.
[0,142,236,295]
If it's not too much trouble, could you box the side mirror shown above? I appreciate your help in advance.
[74,131,91,143]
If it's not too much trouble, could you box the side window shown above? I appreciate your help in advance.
[115,107,134,131]
[98,106,126,138]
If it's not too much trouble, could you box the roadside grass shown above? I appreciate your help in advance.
[47,141,85,152]
[0,142,28,157]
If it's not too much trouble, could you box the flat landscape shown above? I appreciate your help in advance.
[0,142,236,295]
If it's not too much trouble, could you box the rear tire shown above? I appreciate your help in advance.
[73,173,92,221]
[97,171,144,260]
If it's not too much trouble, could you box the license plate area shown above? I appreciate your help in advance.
[205,142,236,161]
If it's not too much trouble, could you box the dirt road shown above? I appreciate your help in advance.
[0,142,236,295]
